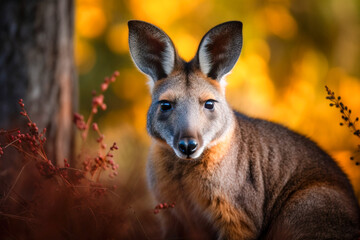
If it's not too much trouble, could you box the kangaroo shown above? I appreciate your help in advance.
[128,20,360,240]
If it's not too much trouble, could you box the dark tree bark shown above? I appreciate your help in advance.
[0,0,77,166]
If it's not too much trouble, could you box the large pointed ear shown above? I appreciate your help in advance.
[128,20,177,82]
[196,21,243,81]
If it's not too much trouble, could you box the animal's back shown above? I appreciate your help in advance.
[235,112,360,239]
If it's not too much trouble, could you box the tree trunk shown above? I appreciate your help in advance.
[0,0,77,166]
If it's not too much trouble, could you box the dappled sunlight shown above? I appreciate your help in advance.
[131,100,152,133]
[332,151,360,197]
[273,79,313,128]
[246,39,271,63]
[74,38,96,74]
[106,24,129,54]
[227,53,275,117]
[339,75,360,113]
[100,124,149,180]
[112,69,149,101]
[3,1,360,239]
[76,5,106,38]
[129,0,205,27]
[256,5,298,39]
[172,32,199,61]
[75,0,360,198]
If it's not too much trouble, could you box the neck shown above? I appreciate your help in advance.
[200,120,237,169]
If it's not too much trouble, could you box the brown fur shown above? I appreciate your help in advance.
[128,20,360,240]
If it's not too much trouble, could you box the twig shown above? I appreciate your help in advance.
[0,211,38,224]
[326,85,360,164]
[1,162,29,206]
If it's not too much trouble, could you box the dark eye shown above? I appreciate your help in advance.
[204,100,216,110]
[160,101,172,112]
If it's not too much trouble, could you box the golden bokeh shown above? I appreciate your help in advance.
[74,38,96,74]
[172,32,198,61]
[75,0,360,198]
[106,24,129,54]
[129,0,205,27]
[257,5,297,39]
[76,5,107,38]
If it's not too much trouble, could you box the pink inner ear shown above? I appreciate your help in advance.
[206,34,231,58]
[197,21,243,80]
[145,33,166,56]
[129,20,176,81]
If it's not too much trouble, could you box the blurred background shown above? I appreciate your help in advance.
[74,0,360,199]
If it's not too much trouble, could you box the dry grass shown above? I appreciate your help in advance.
[0,71,162,239]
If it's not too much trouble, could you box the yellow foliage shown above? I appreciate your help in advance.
[112,69,149,100]
[132,100,151,133]
[246,39,271,63]
[172,32,198,61]
[257,5,297,39]
[77,0,103,5]
[74,38,96,74]
[76,5,107,38]
[129,0,204,26]
[227,53,275,117]
[74,0,360,197]
[339,75,360,114]
[106,24,129,54]
[332,151,360,195]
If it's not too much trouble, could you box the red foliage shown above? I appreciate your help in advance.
[0,71,161,239]
[153,202,176,214]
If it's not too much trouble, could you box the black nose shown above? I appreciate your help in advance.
[178,139,198,156]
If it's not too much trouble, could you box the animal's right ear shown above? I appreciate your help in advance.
[128,20,177,82]
[196,21,243,81]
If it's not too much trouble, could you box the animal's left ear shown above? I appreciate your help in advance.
[128,20,177,82]
[195,21,243,81]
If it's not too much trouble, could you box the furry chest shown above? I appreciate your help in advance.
[153,158,214,208]
[152,159,219,235]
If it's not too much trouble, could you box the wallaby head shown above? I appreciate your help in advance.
[128,20,243,159]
